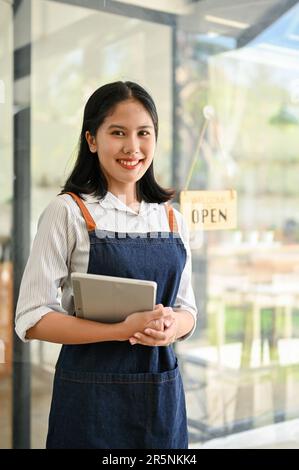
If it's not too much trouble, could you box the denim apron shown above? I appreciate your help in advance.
[46,192,188,449]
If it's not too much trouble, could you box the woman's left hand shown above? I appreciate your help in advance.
[129,310,178,347]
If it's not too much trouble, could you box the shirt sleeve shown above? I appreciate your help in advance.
[15,196,76,342]
[173,209,198,342]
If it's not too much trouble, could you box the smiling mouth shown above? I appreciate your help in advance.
[116,159,143,169]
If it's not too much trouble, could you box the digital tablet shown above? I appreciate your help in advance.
[71,272,157,323]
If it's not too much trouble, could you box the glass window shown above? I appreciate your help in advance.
[175,0,299,448]
[0,0,13,450]
[30,0,173,448]
[6,0,299,449]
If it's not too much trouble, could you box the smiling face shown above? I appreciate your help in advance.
[85,99,156,199]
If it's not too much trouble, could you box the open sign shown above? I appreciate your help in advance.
[180,190,237,231]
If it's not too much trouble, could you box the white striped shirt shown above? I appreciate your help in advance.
[15,192,198,342]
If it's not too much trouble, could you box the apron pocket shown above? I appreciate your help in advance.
[57,362,179,384]
[47,363,188,449]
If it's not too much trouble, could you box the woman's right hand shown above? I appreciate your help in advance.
[122,304,172,340]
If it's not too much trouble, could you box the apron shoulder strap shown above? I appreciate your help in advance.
[64,192,96,232]
[64,192,177,233]
[164,203,178,233]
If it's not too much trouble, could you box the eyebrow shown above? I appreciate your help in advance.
[107,124,154,130]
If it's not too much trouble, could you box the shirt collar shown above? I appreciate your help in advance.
[83,191,158,216]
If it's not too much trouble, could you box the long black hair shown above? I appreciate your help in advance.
[61,81,175,203]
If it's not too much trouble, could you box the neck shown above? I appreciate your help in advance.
[108,184,139,206]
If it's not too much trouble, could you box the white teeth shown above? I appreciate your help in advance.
[118,160,140,167]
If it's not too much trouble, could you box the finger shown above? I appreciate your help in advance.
[129,334,159,345]
[164,319,174,328]
[146,310,164,322]
[133,332,165,346]
[136,340,165,347]
[160,308,173,320]
[146,328,168,340]
[150,319,164,330]
[163,314,175,328]
[136,329,167,341]
[129,338,138,345]
[133,333,156,346]
[150,319,163,331]
[155,303,164,309]
[164,306,173,311]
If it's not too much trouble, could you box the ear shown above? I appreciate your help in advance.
[85,131,97,153]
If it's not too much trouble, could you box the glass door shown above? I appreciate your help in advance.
[30,0,174,448]
[0,0,13,450]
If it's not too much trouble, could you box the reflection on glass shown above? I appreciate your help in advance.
[6,0,299,449]
[30,0,172,448]
[0,0,13,450]
[176,1,299,446]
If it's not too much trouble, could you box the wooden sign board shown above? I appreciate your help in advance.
[180,190,237,231]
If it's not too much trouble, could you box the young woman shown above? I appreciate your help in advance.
[15,81,198,449]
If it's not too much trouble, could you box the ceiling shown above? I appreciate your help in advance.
[179,0,299,47]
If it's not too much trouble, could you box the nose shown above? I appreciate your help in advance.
[123,135,140,155]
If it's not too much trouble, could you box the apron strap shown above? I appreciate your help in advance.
[65,192,178,233]
[65,192,96,232]
[164,203,178,233]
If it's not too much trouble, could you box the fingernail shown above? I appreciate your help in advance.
[130,339,137,345]
[134,333,141,339]
[145,329,150,335]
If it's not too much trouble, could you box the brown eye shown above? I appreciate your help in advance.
[112,131,125,136]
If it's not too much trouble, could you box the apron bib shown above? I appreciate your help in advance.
[46,192,188,449]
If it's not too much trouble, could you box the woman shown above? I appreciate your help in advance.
[15,81,198,449]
